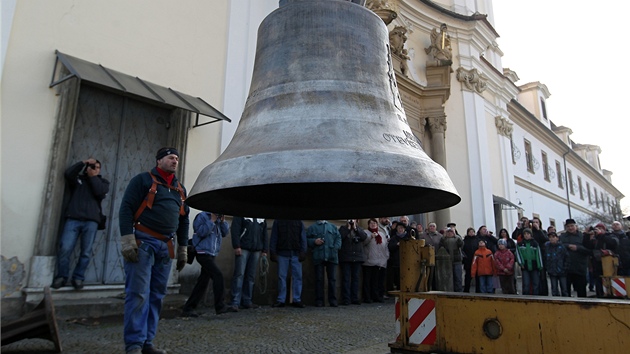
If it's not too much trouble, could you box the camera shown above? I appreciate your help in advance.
[347,219,354,225]
[86,163,96,170]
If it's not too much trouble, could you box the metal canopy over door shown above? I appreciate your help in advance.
[39,51,228,287]
[66,85,174,284]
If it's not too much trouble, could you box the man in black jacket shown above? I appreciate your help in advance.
[52,158,109,290]
[584,223,618,297]
[559,219,590,297]
[270,220,307,308]
[612,221,630,276]
[512,216,530,241]
[338,219,367,305]
[229,217,268,311]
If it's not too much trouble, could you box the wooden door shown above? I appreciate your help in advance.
[66,85,173,284]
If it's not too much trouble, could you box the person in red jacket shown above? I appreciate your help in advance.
[494,239,516,294]
[471,239,496,293]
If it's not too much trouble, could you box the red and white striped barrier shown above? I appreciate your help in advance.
[407,298,437,345]
[603,277,627,297]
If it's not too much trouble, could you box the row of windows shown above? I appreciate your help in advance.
[514,138,613,213]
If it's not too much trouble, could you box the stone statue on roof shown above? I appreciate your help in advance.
[425,23,452,66]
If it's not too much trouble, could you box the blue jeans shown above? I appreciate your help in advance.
[124,231,172,352]
[56,218,98,281]
[276,254,303,303]
[478,275,494,293]
[315,262,337,305]
[231,249,260,307]
[549,274,568,297]
[340,262,361,303]
[522,269,540,295]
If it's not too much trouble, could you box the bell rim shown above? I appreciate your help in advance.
[186,181,461,220]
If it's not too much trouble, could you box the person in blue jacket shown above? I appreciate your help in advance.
[181,212,230,317]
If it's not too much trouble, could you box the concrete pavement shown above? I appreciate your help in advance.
[1,275,599,354]
[1,294,395,354]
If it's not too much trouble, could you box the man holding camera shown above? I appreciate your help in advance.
[512,217,530,242]
[181,212,230,317]
[52,158,109,290]
[338,219,367,305]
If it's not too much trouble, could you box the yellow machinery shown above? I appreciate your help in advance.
[389,240,630,353]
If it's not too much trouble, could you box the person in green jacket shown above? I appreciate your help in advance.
[516,228,543,295]
[307,220,342,307]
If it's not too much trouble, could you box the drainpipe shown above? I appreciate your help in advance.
[562,149,572,219]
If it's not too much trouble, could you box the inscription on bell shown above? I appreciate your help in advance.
[383,130,422,150]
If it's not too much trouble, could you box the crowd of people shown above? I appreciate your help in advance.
[464,216,630,298]
[46,149,630,354]
[183,214,630,325]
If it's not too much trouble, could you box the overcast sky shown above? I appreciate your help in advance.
[492,2,629,216]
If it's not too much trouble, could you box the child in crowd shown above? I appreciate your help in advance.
[516,228,543,295]
[471,239,496,293]
[494,239,516,294]
[544,232,569,296]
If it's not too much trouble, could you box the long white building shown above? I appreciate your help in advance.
[1,0,624,315]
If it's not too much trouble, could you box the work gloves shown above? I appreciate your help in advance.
[121,234,138,262]
[177,246,187,271]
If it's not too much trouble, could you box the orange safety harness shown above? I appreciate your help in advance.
[133,172,186,259]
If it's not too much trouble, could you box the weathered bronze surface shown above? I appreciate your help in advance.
[187,0,460,219]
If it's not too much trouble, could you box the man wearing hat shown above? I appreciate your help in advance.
[51,157,109,290]
[119,147,190,354]
[584,223,618,297]
[559,219,590,298]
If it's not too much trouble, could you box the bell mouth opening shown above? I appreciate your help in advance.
[186,182,460,220]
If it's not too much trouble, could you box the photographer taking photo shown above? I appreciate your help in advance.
[52,158,109,290]
[338,219,367,305]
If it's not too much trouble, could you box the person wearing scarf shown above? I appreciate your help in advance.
[362,218,389,303]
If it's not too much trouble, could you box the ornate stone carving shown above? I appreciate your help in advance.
[389,25,407,56]
[367,0,399,25]
[389,25,411,77]
[427,115,447,134]
[495,116,513,137]
[417,116,427,137]
[456,67,487,93]
[425,24,452,66]
[399,48,410,77]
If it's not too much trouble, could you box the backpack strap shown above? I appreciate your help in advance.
[133,172,158,221]
[131,172,186,259]
[134,172,186,221]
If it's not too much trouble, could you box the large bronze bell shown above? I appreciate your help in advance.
[187,0,460,219]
